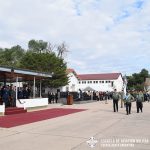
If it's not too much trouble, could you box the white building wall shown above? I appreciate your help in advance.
[0,104,5,114]
[113,75,124,92]
[145,86,150,92]
[61,73,124,92]
[61,72,79,92]
[78,80,114,92]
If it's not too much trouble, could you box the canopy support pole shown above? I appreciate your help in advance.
[40,79,42,98]
[16,76,18,100]
[33,76,35,98]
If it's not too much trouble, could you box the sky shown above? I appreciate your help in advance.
[0,0,150,75]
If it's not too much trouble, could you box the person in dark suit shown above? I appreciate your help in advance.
[2,86,10,107]
[0,86,3,105]
[55,93,58,103]
[48,92,51,104]
[79,89,83,100]
[18,87,23,99]
[26,86,31,99]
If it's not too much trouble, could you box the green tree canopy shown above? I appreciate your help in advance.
[0,45,24,67]
[127,69,150,91]
[28,40,48,53]
[0,40,68,88]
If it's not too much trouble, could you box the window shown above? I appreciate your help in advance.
[96,81,98,83]
[82,81,86,84]
[79,82,81,84]
[102,81,104,83]
[90,81,92,83]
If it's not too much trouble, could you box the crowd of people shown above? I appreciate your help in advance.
[78,89,113,101]
[112,89,150,115]
[0,85,16,107]
[1,84,150,115]
[0,85,31,107]
[77,88,150,115]
[48,92,58,104]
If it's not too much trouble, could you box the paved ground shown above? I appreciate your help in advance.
[0,100,150,150]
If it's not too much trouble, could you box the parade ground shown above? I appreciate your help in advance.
[0,100,150,150]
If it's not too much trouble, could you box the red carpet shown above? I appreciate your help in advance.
[5,107,27,115]
[0,108,86,128]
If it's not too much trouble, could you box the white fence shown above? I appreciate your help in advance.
[0,104,5,114]
[16,98,48,109]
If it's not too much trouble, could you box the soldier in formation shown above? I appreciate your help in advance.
[136,90,144,113]
[112,89,120,112]
[123,91,135,115]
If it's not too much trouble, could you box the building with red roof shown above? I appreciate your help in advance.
[62,69,124,92]
[77,73,121,80]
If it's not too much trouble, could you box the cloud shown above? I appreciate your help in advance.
[133,0,144,9]
[0,0,150,75]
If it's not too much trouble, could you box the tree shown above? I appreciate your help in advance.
[127,69,149,90]
[28,40,48,53]
[57,42,69,58]
[21,40,68,88]
[0,45,24,67]
[19,51,68,88]
[0,40,69,88]
[140,69,149,82]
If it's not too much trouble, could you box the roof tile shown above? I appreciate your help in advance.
[77,73,121,80]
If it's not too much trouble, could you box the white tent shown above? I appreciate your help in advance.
[83,86,96,91]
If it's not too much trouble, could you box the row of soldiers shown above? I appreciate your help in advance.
[0,85,16,107]
[0,85,31,107]
[48,92,58,104]
[78,89,113,101]
[92,91,113,100]
[112,89,148,115]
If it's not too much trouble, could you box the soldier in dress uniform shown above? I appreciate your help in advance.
[123,91,135,115]
[11,86,16,107]
[112,89,120,112]
[136,90,144,113]
[2,86,10,107]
